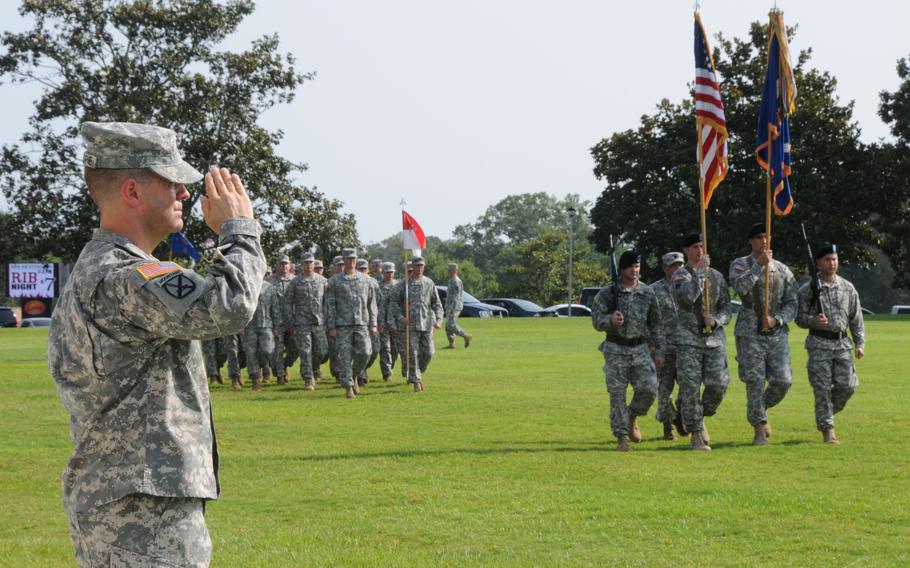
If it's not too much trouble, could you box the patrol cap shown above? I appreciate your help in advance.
[371,258,383,266]
[410,256,426,266]
[447,263,458,270]
[314,259,324,269]
[81,121,203,184]
[619,250,641,270]
[356,259,369,270]
[748,223,766,240]
[815,243,838,259]
[342,247,358,259]
[662,252,684,266]
[300,252,315,262]
[332,255,343,266]
[382,262,396,273]
[681,232,703,248]
[277,254,290,263]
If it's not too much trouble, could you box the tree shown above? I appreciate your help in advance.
[590,21,879,284]
[0,0,356,262]
[877,55,910,289]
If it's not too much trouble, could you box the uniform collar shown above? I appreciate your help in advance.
[92,228,156,260]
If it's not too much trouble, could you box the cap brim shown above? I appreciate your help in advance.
[150,161,204,184]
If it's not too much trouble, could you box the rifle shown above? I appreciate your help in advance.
[608,235,619,314]
[800,222,823,313]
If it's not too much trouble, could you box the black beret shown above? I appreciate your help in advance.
[619,250,641,270]
[748,223,766,239]
[815,243,838,259]
[681,232,702,248]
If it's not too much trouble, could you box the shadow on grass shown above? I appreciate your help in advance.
[278,444,611,463]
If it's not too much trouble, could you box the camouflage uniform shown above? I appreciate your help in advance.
[359,274,382,383]
[201,334,241,381]
[266,273,297,380]
[795,276,865,431]
[591,283,664,438]
[672,265,732,434]
[48,219,265,567]
[378,273,400,378]
[650,277,683,425]
[729,256,798,426]
[387,278,409,378]
[445,275,467,342]
[325,271,378,389]
[242,280,279,380]
[287,272,329,381]
[389,275,444,384]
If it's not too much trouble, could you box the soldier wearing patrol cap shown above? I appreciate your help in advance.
[729,223,799,445]
[370,258,384,280]
[267,254,298,385]
[389,256,444,391]
[650,251,687,440]
[325,255,345,380]
[356,258,382,385]
[48,122,265,567]
[592,250,664,451]
[325,248,378,398]
[444,263,473,349]
[795,244,866,444]
[286,252,328,390]
[313,259,325,276]
[377,261,400,380]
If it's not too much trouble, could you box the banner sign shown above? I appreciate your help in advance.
[6,263,59,299]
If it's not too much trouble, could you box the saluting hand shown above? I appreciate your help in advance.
[200,167,255,234]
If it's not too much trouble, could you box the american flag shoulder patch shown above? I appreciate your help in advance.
[136,261,181,281]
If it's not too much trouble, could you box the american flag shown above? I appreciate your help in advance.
[694,12,729,208]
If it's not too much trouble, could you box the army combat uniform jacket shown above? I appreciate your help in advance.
[47,219,265,513]
[390,276,444,331]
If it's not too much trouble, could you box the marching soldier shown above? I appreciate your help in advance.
[324,249,378,398]
[242,276,279,391]
[592,251,664,451]
[389,257,443,392]
[650,251,686,440]
[377,262,399,381]
[729,223,798,445]
[356,258,381,385]
[672,233,733,451]
[370,258,384,280]
[287,252,328,390]
[795,244,865,444]
[267,254,297,385]
[444,263,473,349]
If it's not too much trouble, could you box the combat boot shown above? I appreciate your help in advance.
[823,428,839,444]
[752,423,768,446]
[352,382,359,395]
[763,421,772,438]
[233,375,243,387]
[662,423,677,441]
[345,386,356,398]
[617,435,631,452]
[382,373,392,382]
[277,375,287,386]
[251,376,261,392]
[673,413,689,437]
[304,378,315,391]
[314,368,322,381]
[629,416,642,443]
[413,381,424,392]
[231,376,241,390]
[445,339,456,349]
[700,420,710,445]
[262,370,271,384]
[464,333,473,348]
[691,430,711,451]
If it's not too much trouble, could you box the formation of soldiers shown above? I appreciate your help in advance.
[592,224,865,451]
[204,248,470,398]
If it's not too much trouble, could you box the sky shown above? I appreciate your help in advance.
[1,1,907,244]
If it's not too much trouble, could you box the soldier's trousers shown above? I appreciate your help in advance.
[394,327,408,378]
[65,493,210,568]
[203,336,240,379]
[327,333,338,378]
[735,334,792,425]
[294,325,328,379]
[201,339,219,378]
[807,348,858,431]
[242,327,275,379]
[335,326,372,388]
[402,329,434,383]
[603,347,658,437]
[363,331,381,373]
[654,352,683,424]
[379,330,398,378]
[445,310,467,342]
[677,345,730,433]
[271,325,298,378]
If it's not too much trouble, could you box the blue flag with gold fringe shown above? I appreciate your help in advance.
[755,11,796,215]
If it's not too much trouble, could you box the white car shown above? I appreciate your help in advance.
[544,304,592,317]
[890,305,910,315]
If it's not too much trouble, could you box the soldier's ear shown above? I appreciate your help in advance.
[119,178,142,209]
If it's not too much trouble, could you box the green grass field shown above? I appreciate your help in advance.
[1,317,909,566]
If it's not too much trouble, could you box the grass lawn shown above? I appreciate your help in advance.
[1,316,908,566]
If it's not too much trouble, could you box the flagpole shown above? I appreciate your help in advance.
[763,121,773,331]
[696,129,712,331]
[400,200,411,381]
